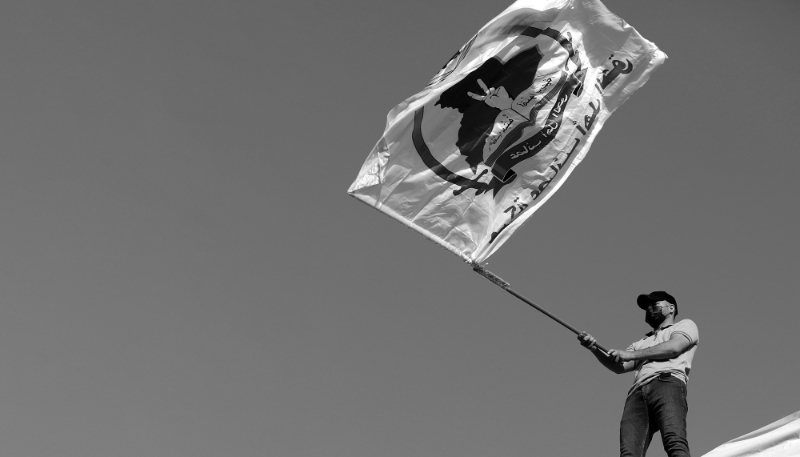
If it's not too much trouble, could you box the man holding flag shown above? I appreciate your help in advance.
[349,1,683,452]
[347,1,800,454]
[579,291,699,457]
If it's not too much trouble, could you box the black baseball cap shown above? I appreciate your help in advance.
[637,291,678,316]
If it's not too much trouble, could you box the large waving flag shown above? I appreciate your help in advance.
[702,411,800,457]
[348,0,665,263]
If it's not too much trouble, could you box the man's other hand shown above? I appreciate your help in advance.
[578,332,597,350]
[608,349,635,363]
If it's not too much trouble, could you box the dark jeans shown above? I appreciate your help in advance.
[620,373,690,457]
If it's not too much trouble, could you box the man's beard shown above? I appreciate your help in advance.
[645,311,667,328]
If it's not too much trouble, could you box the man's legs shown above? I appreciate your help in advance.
[646,375,690,457]
[620,387,655,457]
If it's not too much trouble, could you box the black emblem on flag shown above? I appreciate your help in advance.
[412,26,585,197]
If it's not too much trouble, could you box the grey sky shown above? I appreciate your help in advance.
[0,1,798,456]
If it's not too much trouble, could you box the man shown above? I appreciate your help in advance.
[578,291,699,457]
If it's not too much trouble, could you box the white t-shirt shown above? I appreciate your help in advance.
[627,319,699,392]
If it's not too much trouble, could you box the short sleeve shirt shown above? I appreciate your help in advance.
[627,319,699,391]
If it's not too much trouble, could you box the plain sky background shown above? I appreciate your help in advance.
[0,1,798,456]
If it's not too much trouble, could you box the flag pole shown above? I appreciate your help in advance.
[471,262,611,355]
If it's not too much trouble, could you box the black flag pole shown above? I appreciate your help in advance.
[471,262,611,356]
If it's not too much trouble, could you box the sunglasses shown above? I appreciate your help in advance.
[645,302,672,311]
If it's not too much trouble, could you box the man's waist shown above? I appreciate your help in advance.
[628,371,687,396]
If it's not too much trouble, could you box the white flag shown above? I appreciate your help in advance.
[702,411,800,457]
[348,0,665,263]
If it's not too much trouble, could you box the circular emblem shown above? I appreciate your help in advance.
[413,26,585,197]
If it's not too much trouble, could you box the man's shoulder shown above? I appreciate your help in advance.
[672,319,699,343]
[674,319,698,330]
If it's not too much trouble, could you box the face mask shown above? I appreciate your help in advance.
[645,311,667,328]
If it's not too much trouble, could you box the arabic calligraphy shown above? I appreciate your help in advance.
[490,92,605,243]
[518,76,555,108]
[509,141,542,160]
[584,98,600,130]
[551,95,566,115]
[600,58,633,89]
[504,196,529,220]
[544,121,560,136]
